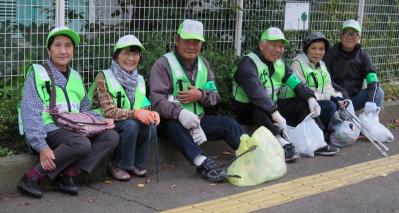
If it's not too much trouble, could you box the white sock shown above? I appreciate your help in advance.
[193,155,207,166]
[276,135,290,146]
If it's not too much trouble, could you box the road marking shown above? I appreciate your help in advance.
[161,154,399,213]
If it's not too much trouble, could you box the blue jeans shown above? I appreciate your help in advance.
[158,115,243,163]
[318,100,338,129]
[351,87,384,111]
[112,119,153,170]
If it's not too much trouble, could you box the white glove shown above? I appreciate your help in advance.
[308,97,321,118]
[178,109,200,129]
[364,102,378,114]
[271,111,287,133]
[190,126,207,146]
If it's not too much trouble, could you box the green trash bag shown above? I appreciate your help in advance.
[227,126,287,186]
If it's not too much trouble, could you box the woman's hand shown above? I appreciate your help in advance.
[104,118,115,129]
[40,147,56,171]
[152,111,160,126]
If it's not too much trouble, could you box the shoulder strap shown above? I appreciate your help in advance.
[42,63,57,113]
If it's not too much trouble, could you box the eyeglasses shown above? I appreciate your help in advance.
[342,31,360,39]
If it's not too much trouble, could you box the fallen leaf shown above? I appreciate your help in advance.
[104,180,112,184]
[209,183,217,186]
[137,183,145,187]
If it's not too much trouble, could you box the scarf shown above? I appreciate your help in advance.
[110,60,138,105]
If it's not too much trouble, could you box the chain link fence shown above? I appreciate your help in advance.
[1,0,399,88]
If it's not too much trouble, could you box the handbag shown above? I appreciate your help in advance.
[44,64,108,137]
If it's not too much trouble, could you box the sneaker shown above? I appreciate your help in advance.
[109,165,131,181]
[315,145,340,156]
[282,143,300,162]
[196,158,227,183]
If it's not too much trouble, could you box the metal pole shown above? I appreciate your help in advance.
[56,0,65,27]
[234,0,243,56]
[357,0,365,26]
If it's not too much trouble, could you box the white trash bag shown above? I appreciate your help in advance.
[359,105,394,143]
[287,113,327,157]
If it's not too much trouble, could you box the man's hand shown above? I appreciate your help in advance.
[40,147,56,171]
[271,111,287,133]
[308,97,321,117]
[104,118,115,129]
[178,85,202,104]
[190,126,207,146]
[178,109,200,129]
[134,109,155,125]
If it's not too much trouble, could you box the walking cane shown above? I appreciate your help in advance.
[341,108,389,156]
[151,124,160,183]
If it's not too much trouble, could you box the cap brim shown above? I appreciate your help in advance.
[342,26,361,33]
[263,38,289,45]
[48,29,80,46]
[179,32,205,42]
[114,44,145,52]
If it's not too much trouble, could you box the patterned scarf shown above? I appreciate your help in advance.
[110,60,138,105]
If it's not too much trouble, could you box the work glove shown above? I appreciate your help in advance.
[134,109,154,125]
[271,111,287,133]
[190,126,207,146]
[308,97,321,118]
[178,109,200,129]
[364,102,378,114]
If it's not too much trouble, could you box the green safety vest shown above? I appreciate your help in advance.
[88,69,151,116]
[279,60,329,98]
[233,52,285,103]
[164,52,217,116]
[17,64,85,134]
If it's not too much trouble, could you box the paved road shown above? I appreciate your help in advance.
[1,128,398,213]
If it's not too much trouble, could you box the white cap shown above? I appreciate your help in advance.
[341,19,362,33]
[114,34,145,52]
[177,19,205,42]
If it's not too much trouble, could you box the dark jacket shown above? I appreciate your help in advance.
[233,48,315,113]
[324,43,378,101]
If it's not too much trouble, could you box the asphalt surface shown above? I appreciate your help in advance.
[1,126,398,213]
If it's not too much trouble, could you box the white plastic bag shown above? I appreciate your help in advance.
[227,126,287,186]
[329,109,360,147]
[287,113,327,157]
[359,109,394,143]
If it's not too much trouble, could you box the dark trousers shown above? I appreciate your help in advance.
[232,100,281,135]
[158,115,243,163]
[317,100,338,129]
[112,119,153,171]
[35,129,119,180]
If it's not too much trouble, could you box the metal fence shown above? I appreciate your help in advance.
[1,0,399,89]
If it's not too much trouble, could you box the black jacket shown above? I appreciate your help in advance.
[324,43,378,101]
[233,48,315,113]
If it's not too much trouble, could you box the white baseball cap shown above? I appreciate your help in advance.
[114,34,145,52]
[177,19,205,42]
[341,19,362,33]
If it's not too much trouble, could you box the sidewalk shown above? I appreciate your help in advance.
[0,101,398,213]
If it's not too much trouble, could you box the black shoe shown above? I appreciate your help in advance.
[17,175,43,198]
[196,158,227,183]
[283,144,300,162]
[53,175,79,195]
[315,145,340,156]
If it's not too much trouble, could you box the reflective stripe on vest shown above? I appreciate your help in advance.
[233,52,285,103]
[88,69,150,116]
[280,60,329,99]
[164,52,208,116]
[18,64,85,134]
